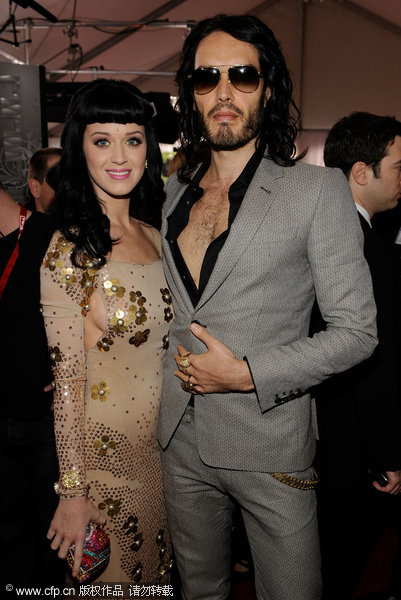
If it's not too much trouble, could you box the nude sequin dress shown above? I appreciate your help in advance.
[40,231,173,583]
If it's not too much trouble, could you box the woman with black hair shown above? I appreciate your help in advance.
[41,79,173,584]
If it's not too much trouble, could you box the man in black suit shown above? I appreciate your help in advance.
[315,112,401,600]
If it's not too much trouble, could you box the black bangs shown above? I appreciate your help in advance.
[67,79,154,126]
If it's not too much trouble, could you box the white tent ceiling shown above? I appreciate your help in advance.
[1,0,400,91]
[0,0,400,135]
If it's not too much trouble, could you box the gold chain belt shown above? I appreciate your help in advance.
[269,467,319,490]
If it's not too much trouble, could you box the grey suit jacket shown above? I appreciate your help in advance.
[158,156,377,473]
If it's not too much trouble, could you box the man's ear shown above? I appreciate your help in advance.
[350,161,369,186]
[28,178,40,199]
[264,87,271,106]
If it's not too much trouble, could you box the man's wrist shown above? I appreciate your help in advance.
[236,359,255,392]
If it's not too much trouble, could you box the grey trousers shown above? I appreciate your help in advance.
[160,406,321,600]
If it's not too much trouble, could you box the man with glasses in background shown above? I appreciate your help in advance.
[158,14,378,599]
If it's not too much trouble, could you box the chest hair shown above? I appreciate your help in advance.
[177,183,230,286]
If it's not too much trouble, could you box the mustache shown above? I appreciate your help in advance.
[207,103,243,118]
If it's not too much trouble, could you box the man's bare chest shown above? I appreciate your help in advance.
[179,187,230,250]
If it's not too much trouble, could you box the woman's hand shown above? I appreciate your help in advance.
[47,496,106,577]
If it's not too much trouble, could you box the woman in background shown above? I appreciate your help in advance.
[41,79,173,583]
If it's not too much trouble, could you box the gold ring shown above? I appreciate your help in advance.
[178,355,191,369]
[181,376,196,393]
[178,353,192,375]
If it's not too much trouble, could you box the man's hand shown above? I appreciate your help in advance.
[372,470,401,495]
[174,322,254,394]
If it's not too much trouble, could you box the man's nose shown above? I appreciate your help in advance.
[215,71,233,102]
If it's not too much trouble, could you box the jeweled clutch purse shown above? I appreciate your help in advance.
[67,522,111,582]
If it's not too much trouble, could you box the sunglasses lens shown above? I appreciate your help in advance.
[192,68,220,95]
[191,66,261,94]
[229,66,260,93]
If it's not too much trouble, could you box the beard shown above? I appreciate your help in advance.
[196,96,265,150]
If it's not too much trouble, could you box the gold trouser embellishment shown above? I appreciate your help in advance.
[269,467,319,490]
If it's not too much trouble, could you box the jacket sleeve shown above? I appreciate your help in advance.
[246,168,378,413]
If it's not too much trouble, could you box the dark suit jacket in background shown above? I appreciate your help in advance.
[315,213,401,489]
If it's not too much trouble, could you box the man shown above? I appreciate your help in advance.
[158,15,377,600]
[0,181,65,590]
[27,147,61,213]
[315,112,401,600]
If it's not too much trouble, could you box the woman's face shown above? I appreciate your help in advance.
[83,122,147,202]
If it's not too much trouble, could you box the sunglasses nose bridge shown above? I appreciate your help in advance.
[212,68,233,98]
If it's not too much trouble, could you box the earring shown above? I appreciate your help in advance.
[145,160,148,169]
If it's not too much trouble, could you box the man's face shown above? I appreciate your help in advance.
[367,135,401,214]
[193,31,269,151]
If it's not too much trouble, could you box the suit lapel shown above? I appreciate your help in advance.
[196,158,284,311]
[162,158,284,313]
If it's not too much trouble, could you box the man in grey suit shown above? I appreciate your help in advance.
[158,14,377,600]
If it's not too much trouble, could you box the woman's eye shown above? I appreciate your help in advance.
[94,138,109,147]
[126,137,142,146]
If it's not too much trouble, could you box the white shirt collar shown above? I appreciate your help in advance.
[355,203,371,227]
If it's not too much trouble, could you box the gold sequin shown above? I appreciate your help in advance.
[131,533,143,552]
[160,288,172,305]
[123,515,138,534]
[98,497,121,517]
[93,434,116,456]
[128,303,148,326]
[91,381,110,402]
[49,346,62,365]
[44,250,63,272]
[132,562,143,582]
[96,337,114,352]
[56,236,72,254]
[162,334,169,350]
[80,271,96,294]
[164,307,173,323]
[104,278,125,298]
[111,309,130,334]
[129,329,150,347]
[59,267,77,287]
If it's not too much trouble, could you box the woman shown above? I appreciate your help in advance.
[41,79,173,584]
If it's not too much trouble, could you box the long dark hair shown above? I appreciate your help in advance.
[176,14,301,182]
[48,78,165,267]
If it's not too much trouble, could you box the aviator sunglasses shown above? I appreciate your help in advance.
[190,65,263,95]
